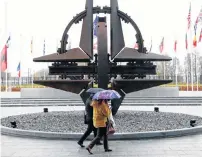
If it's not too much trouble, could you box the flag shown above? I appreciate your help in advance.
[67,40,71,50]
[159,37,164,53]
[43,39,45,55]
[93,43,97,49]
[93,15,98,38]
[174,40,177,52]
[187,3,191,30]
[193,18,198,47]
[149,38,152,52]
[17,62,20,77]
[134,43,138,49]
[194,17,199,32]
[1,45,7,72]
[198,6,202,24]
[199,28,202,42]
[93,15,99,50]
[185,33,188,49]
[31,37,33,53]
[193,35,197,47]
[1,36,11,72]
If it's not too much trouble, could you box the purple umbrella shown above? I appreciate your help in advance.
[92,90,121,100]
[86,88,104,94]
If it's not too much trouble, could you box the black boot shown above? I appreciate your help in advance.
[105,149,112,152]
[86,147,93,154]
[77,141,85,148]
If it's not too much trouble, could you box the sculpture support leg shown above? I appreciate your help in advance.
[111,89,125,115]
[97,17,109,90]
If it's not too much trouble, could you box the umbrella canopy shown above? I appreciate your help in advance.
[92,90,121,100]
[86,88,104,94]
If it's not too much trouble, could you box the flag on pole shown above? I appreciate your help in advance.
[17,62,20,77]
[134,43,138,49]
[43,39,45,55]
[1,45,7,72]
[174,40,177,52]
[193,18,198,47]
[187,3,191,30]
[198,6,202,24]
[194,17,199,32]
[149,38,152,52]
[199,28,202,42]
[185,33,188,49]
[159,37,164,53]
[1,36,11,72]
[93,15,99,50]
[93,15,98,38]
[31,37,33,54]
[193,35,197,47]
[68,40,71,50]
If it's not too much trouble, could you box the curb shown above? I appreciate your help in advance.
[1,125,202,140]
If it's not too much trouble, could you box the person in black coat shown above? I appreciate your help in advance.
[77,94,102,147]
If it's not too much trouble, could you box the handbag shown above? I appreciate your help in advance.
[108,112,116,127]
[107,121,115,135]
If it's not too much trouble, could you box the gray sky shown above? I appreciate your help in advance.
[0,0,202,76]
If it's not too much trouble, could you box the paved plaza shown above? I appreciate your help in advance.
[1,106,202,157]
[1,133,202,157]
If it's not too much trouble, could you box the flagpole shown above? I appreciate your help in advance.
[31,36,34,88]
[32,69,34,88]
[163,62,165,80]
[43,39,46,80]
[174,40,178,86]
[186,54,189,91]
[175,58,178,86]
[197,73,199,91]
[4,0,8,92]
[19,34,22,87]
[188,3,194,91]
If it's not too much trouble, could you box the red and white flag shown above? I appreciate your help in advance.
[159,37,164,53]
[187,3,191,30]
[199,28,202,43]
[17,62,20,77]
[1,36,10,72]
[198,6,202,24]
[174,40,177,52]
[185,33,188,49]
[134,43,138,49]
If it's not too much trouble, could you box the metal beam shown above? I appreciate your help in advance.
[114,47,172,62]
[97,17,109,89]
[49,64,156,75]
[112,79,172,93]
[33,80,92,94]
[79,0,93,58]
[49,65,95,75]
[110,65,156,75]
[33,48,90,62]
[110,0,125,59]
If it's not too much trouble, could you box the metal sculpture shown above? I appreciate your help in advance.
[33,0,172,115]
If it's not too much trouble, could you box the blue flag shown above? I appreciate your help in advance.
[93,15,98,38]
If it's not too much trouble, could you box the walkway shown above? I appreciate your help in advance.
[1,106,202,157]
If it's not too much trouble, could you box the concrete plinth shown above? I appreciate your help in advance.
[19,87,179,98]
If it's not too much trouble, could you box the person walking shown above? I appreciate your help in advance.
[77,95,102,147]
[86,99,112,154]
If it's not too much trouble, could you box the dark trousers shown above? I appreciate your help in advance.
[88,127,108,150]
[78,120,97,144]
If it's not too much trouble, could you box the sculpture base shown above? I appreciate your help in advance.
[1,110,202,140]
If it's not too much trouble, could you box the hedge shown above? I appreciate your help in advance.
[1,84,202,92]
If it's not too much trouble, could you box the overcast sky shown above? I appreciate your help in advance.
[0,0,202,76]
